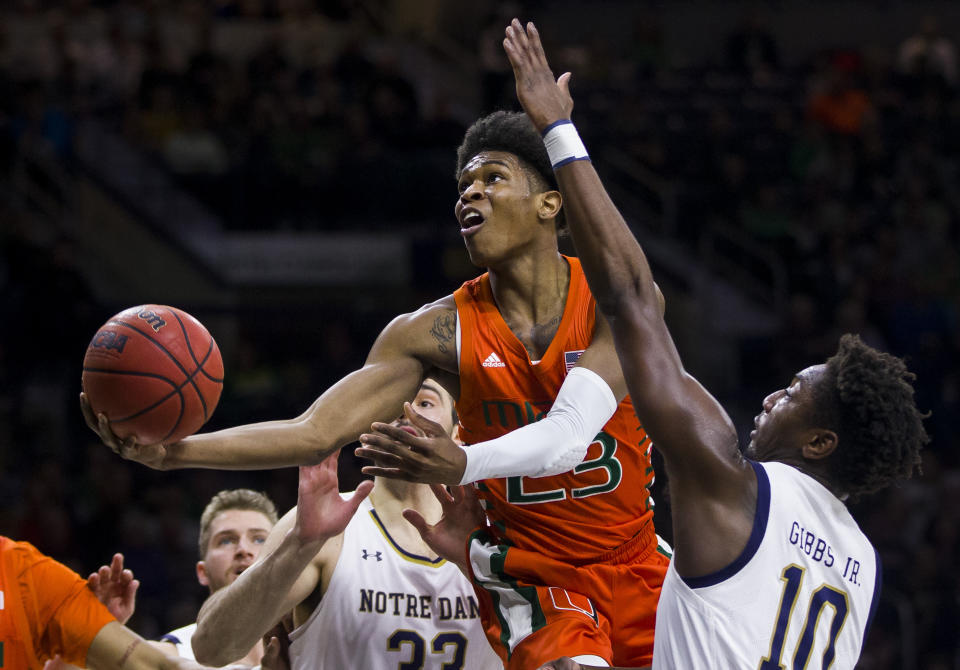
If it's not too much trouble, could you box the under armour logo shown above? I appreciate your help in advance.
[362,549,383,561]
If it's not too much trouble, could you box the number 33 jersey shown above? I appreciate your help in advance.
[288,497,502,670]
[454,256,656,561]
[652,461,881,670]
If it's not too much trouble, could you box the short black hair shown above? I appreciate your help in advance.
[456,111,565,232]
[813,334,928,500]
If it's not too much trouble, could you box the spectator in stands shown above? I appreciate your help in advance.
[897,14,957,94]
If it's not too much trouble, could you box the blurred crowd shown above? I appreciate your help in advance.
[0,1,958,667]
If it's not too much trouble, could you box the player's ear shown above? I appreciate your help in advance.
[538,190,562,222]
[801,429,837,460]
[196,561,209,587]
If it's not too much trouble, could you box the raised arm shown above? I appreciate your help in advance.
[504,21,757,574]
[83,299,458,470]
[192,456,373,666]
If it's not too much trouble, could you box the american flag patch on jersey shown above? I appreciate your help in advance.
[564,349,585,373]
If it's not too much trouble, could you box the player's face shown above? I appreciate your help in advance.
[196,509,273,593]
[393,381,455,437]
[455,151,548,268]
[745,364,825,461]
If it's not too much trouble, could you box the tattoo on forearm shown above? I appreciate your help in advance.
[118,638,141,668]
[430,313,456,354]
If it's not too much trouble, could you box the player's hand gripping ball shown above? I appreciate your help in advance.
[82,305,224,444]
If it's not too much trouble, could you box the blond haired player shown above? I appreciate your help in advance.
[155,489,278,665]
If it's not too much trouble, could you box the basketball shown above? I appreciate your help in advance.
[81,305,224,445]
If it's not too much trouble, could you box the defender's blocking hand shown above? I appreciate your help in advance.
[403,484,486,574]
[87,553,139,624]
[296,452,373,544]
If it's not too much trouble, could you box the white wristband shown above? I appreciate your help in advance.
[542,120,590,169]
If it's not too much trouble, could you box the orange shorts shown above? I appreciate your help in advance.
[466,522,670,669]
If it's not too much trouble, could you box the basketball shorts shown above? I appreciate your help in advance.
[466,522,670,669]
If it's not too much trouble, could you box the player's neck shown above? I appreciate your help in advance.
[488,251,569,320]
[488,252,570,360]
[370,478,443,524]
[369,479,443,558]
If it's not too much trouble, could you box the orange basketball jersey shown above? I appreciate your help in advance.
[0,537,115,669]
[454,256,656,563]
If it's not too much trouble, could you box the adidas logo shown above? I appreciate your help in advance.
[482,352,506,368]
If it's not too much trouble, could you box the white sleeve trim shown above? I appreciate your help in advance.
[455,311,461,370]
[459,367,618,484]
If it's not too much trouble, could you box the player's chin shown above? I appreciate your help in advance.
[462,241,497,269]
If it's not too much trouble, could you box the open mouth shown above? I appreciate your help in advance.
[460,209,484,236]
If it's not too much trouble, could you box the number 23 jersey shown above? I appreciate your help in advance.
[652,461,881,669]
[454,256,656,562]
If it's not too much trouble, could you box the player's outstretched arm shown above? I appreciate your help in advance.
[85,621,250,670]
[193,454,372,665]
[359,314,628,484]
[84,299,457,471]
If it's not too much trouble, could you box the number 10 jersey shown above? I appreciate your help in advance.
[652,460,881,669]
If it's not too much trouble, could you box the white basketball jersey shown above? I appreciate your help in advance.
[653,461,880,670]
[158,622,197,660]
[289,497,502,670]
